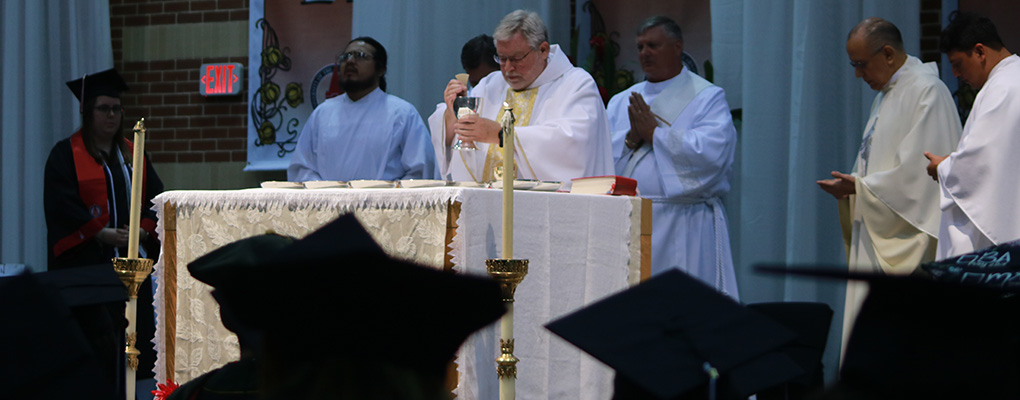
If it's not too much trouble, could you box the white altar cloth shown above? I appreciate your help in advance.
[151,187,641,399]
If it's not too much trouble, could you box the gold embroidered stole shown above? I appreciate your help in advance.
[481,87,540,181]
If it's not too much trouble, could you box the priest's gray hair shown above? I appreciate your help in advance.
[637,16,683,42]
[848,17,905,53]
[494,10,548,50]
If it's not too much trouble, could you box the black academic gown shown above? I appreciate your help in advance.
[166,359,259,400]
[43,135,164,385]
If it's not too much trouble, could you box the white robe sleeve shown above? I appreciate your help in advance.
[606,87,636,164]
[397,107,439,179]
[650,86,736,199]
[287,109,324,182]
[937,59,1020,245]
[859,80,961,237]
[513,70,615,182]
[427,103,453,180]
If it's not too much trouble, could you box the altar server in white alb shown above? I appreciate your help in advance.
[816,18,962,352]
[606,16,738,298]
[428,10,613,185]
[289,37,438,182]
[925,12,1020,259]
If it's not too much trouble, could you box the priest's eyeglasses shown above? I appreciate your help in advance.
[95,105,124,115]
[849,47,884,69]
[494,49,533,66]
[339,51,374,63]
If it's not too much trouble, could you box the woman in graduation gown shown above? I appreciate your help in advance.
[43,68,164,393]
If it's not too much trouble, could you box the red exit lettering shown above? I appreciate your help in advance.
[200,63,240,96]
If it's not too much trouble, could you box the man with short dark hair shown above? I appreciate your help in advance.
[818,17,962,354]
[460,34,500,88]
[428,10,613,185]
[289,37,437,182]
[924,11,1020,259]
[606,16,739,298]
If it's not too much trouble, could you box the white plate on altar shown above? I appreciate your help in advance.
[398,179,446,188]
[260,181,304,189]
[349,180,397,189]
[303,180,348,189]
[449,181,487,188]
[492,179,540,190]
[532,181,562,191]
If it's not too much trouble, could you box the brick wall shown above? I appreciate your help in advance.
[110,0,250,164]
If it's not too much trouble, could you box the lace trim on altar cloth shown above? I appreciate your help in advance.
[151,187,460,382]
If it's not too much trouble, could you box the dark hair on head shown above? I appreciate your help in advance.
[349,36,388,91]
[637,16,683,42]
[940,11,1005,53]
[848,17,904,53]
[461,34,499,71]
[80,96,128,164]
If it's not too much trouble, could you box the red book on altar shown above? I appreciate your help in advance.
[569,175,638,196]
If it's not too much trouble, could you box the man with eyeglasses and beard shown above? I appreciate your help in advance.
[289,36,438,182]
[428,10,613,186]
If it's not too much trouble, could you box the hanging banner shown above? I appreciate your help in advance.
[246,0,352,171]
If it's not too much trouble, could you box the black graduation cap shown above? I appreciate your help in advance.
[920,239,1020,291]
[188,232,296,332]
[757,264,1020,399]
[0,269,124,399]
[546,269,805,400]
[34,263,129,306]
[189,214,506,374]
[65,68,129,112]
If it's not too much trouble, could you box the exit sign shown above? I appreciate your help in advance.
[199,63,243,96]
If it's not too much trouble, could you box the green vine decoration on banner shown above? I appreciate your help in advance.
[579,1,634,105]
[251,18,304,158]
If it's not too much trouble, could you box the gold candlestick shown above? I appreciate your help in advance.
[486,105,528,400]
[118,118,152,400]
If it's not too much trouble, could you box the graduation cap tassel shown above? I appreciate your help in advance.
[703,362,719,400]
[485,104,529,400]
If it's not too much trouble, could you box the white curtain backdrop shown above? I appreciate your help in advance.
[712,0,921,383]
[352,0,583,120]
[1,0,114,272]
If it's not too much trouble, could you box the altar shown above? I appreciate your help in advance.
[151,186,650,399]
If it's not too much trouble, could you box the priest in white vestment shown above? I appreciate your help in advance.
[428,10,613,186]
[289,37,438,182]
[817,18,962,354]
[606,17,739,298]
[925,12,1020,259]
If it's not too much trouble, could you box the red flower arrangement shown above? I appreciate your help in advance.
[152,380,180,400]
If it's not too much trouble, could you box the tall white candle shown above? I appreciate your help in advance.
[499,105,516,400]
[127,119,146,259]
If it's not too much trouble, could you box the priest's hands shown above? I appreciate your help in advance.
[627,92,657,143]
[443,79,469,147]
[443,79,468,113]
[816,171,856,199]
[923,152,946,182]
[454,114,501,144]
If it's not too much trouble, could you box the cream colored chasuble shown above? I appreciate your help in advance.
[462,87,540,183]
[837,56,962,359]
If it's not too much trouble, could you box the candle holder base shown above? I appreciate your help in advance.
[126,332,140,370]
[485,259,528,302]
[113,257,154,299]
[496,338,519,378]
